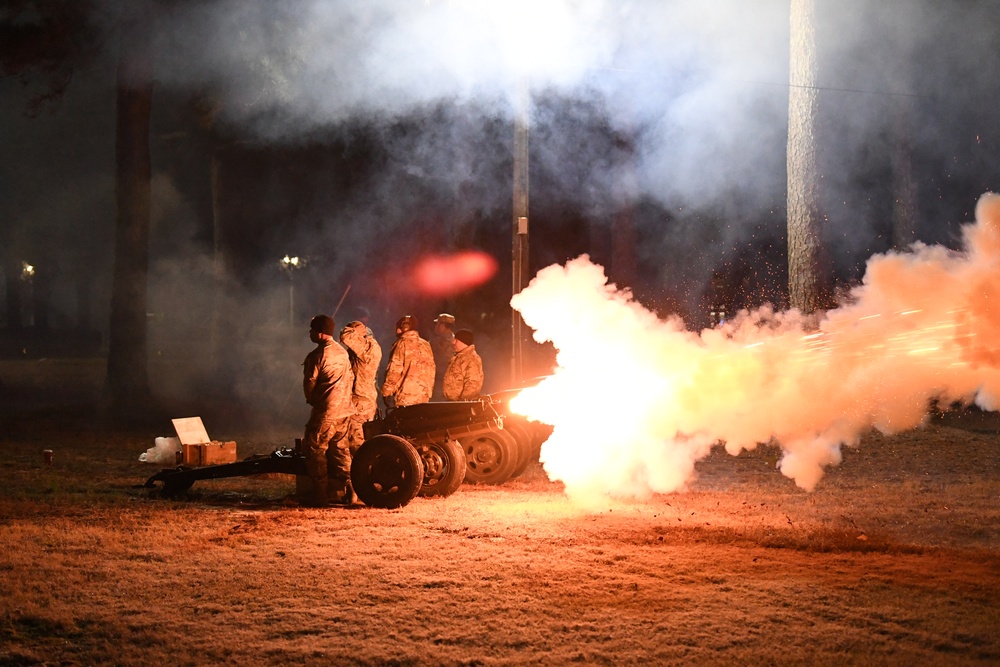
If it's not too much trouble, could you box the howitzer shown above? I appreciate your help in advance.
[143,396,522,509]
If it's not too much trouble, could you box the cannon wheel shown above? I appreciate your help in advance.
[351,435,424,509]
[503,421,534,479]
[415,439,467,498]
[529,423,553,461]
[461,427,519,485]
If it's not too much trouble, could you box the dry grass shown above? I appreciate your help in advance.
[1,359,999,665]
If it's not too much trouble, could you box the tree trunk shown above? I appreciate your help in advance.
[786,0,825,314]
[611,133,637,289]
[3,255,22,331]
[209,142,225,375]
[890,97,917,250]
[31,263,49,332]
[105,0,153,408]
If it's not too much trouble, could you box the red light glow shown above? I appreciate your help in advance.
[411,251,498,296]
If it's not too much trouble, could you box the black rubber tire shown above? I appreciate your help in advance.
[461,427,519,485]
[415,439,467,498]
[503,420,534,479]
[351,435,424,509]
[529,423,553,462]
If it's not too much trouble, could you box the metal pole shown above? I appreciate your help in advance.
[512,79,530,385]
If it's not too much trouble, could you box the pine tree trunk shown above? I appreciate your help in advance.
[786,0,824,314]
[105,0,153,408]
[3,255,22,332]
[891,97,917,250]
[611,134,637,288]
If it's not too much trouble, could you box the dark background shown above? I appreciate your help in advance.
[2,0,998,397]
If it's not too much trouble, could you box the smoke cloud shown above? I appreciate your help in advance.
[510,192,1000,505]
[5,1,998,430]
[145,0,1000,312]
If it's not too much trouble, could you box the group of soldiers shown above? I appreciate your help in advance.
[300,311,484,507]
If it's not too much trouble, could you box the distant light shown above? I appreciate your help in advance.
[279,255,306,271]
[20,261,34,281]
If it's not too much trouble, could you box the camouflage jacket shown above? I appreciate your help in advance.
[443,345,484,401]
[340,325,383,421]
[302,340,353,418]
[431,332,455,398]
[381,330,435,407]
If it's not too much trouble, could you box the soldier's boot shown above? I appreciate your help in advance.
[327,478,347,505]
[343,480,359,506]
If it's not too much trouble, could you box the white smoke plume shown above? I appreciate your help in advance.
[510,193,1000,505]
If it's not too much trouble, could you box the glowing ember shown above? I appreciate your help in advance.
[412,251,498,296]
[511,193,1000,506]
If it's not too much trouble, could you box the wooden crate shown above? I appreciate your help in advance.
[181,441,237,467]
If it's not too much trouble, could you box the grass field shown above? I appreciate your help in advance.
[1,359,998,665]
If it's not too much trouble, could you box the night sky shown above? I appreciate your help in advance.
[2,0,998,385]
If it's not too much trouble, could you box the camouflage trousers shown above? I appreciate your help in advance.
[303,409,351,504]
[345,416,367,456]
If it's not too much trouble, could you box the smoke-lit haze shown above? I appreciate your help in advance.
[150,0,998,212]
[155,0,790,207]
[3,1,999,429]
[147,0,999,332]
[511,193,1000,505]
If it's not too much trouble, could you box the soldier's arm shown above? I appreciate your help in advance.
[381,346,404,397]
[303,358,319,403]
[442,359,459,401]
[468,355,484,397]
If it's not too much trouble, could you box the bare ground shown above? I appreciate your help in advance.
[0,359,998,665]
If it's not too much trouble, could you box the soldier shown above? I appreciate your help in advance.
[430,313,456,399]
[302,315,355,506]
[381,315,435,408]
[442,328,484,401]
[339,319,383,454]
[351,306,374,334]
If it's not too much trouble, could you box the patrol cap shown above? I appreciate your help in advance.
[434,313,456,325]
[341,320,366,336]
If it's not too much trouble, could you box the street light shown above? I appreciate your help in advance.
[279,255,306,327]
[18,261,36,329]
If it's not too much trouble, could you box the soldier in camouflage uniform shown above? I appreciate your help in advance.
[430,313,456,399]
[442,328,484,401]
[302,315,355,506]
[339,319,383,454]
[381,315,435,408]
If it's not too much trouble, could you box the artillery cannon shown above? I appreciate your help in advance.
[144,396,519,509]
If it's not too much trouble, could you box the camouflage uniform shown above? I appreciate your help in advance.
[381,330,435,407]
[302,339,354,503]
[431,332,455,399]
[340,322,383,453]
[442,344,484,401]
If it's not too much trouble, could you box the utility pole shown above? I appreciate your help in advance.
[512,79,530,385]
